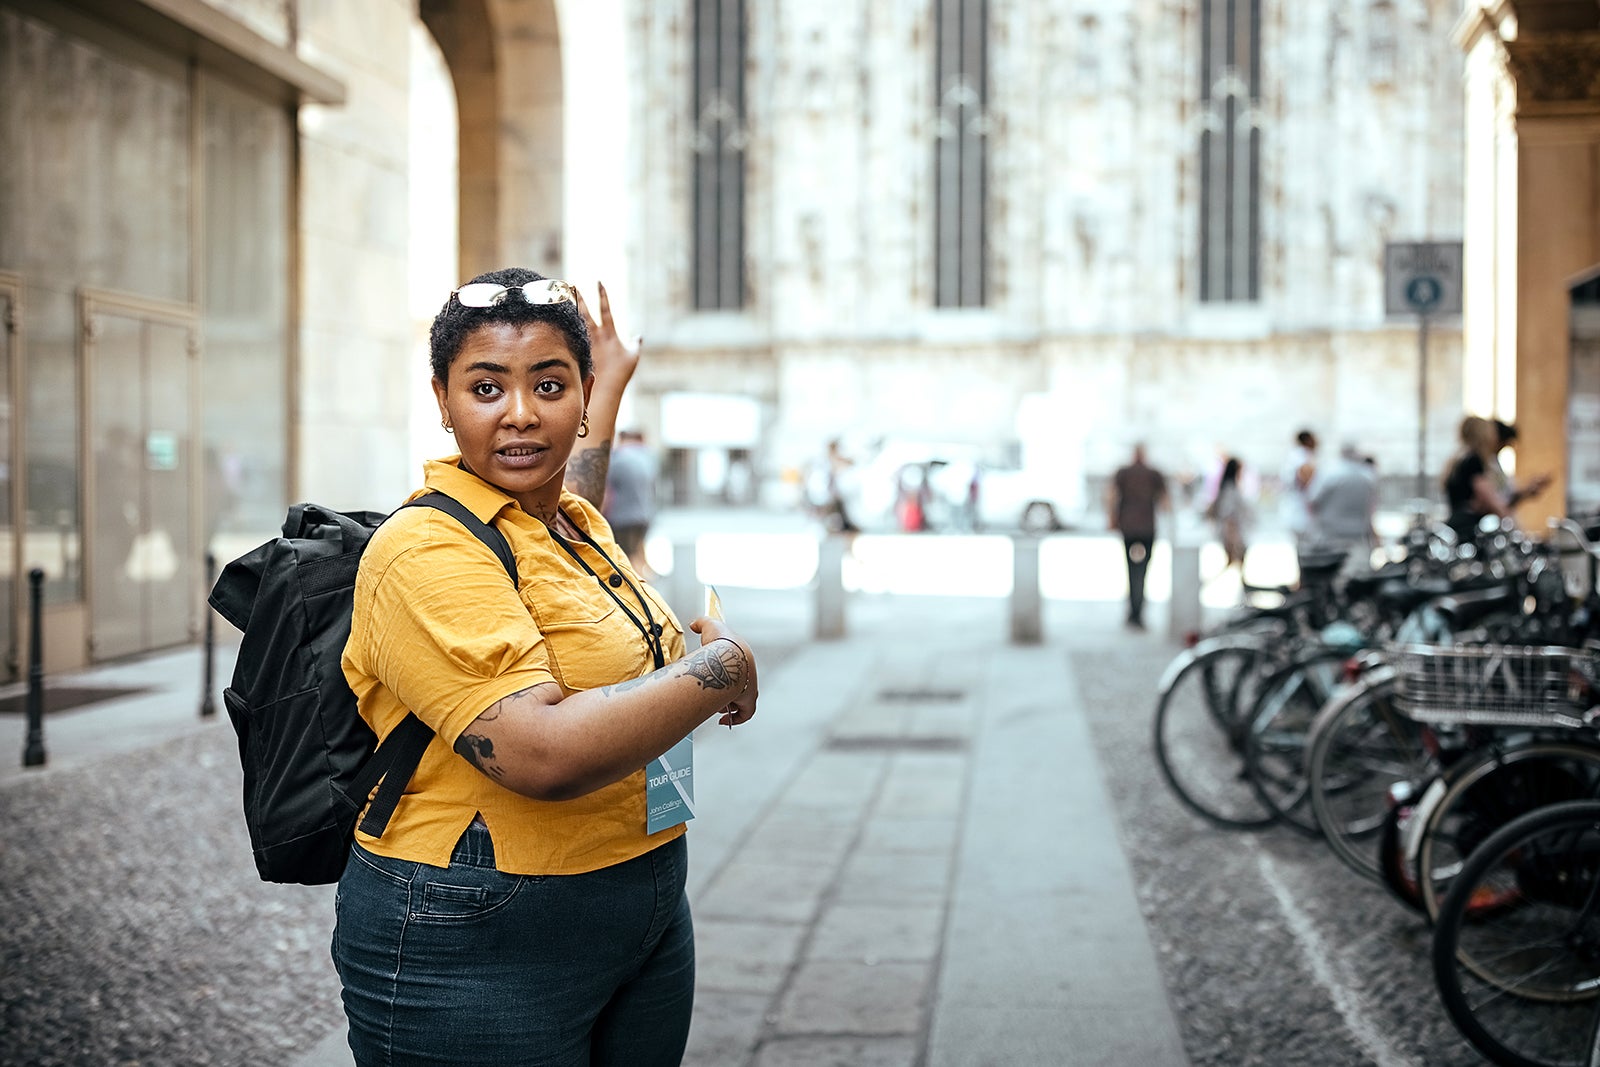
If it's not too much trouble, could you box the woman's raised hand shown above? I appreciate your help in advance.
[565,281,642,506]
[575,281,641,396]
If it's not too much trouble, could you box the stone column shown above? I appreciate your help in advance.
[1503,31,1600,526]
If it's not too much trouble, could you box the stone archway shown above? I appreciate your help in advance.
[420,0,564,280]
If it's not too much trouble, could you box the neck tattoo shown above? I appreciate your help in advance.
[536,505,580,540]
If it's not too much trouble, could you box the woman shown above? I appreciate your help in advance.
[1442,415,1550,543]
[1205,456,1250,579]
[334,267,760,1066]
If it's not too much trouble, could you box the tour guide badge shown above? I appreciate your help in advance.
[645,585,725,833]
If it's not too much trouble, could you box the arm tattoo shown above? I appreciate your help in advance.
[685,640,744,691]
[453,731,506,781]
[606,674,653,695]
[597,641,746,699]
[564,440,612,507]
[451,698,519,780]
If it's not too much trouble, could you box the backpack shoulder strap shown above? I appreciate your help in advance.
[353,714,436,837]
[401,492,519,586]
[353,491,519,839]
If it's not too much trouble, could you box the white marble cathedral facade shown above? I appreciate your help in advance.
[621,0,1469,504]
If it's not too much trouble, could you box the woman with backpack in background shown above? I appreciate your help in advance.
[335,267,761,1066]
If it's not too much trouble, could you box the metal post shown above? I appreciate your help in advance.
[1010,535,1042,644]
[667,538,700,631]
[22,567,45,767]
[200,551,216,718]
[1167,539,1203,644]
[814,534,846,640]
[1416,313,1430,502]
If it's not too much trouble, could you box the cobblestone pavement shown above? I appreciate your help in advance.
[1073,640,1488,1067]
[1,725,345,1067]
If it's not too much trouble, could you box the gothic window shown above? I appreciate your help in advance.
[1198,0,1261,303]
[692,0,746,310]
[1367,1,1397,86]
[933,0,988,308]
[1075,16,1101,97]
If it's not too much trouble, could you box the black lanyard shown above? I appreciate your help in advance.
[543,514,666,671]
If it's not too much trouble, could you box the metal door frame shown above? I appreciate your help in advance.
[78,286,201,661]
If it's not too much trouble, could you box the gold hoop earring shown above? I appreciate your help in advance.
[442,420,453,433]
[577,413,590,439]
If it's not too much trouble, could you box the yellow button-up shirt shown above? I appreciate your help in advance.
[341,457,687,874]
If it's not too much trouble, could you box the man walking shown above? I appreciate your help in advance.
[1108,444,1169,629]
[604,428,660,579]
[1308,442,1379,573]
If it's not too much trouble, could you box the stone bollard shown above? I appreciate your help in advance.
[814,534,846,640]
[1010,535,1042,644]
[1167,539,1203,643]
[667,538,700,629]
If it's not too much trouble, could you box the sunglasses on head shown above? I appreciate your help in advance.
[451,278,577,308]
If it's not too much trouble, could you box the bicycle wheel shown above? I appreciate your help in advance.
[1152,636,1279,829]
[1305,668,1438,882]
[1416,741,1600,922]
[1376,777,1431,913]
[1243,648,1351,836]
[1431,799,1600,1067]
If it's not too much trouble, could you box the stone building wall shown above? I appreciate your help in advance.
[626,0,1470,498]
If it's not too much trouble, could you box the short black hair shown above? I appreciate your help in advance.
[428,266,591,383]
[1295,430,1317,448]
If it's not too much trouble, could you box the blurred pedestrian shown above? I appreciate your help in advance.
[1493,419,1553,514]
[894,463,930,532]
[810,437,861,536]
[1279,429,1318,548]
[1107,443,1169,629]
[1308,442,1378,571]
[1204,456,1251,581]
[604,428,659,579]
[1442,415,1551,542]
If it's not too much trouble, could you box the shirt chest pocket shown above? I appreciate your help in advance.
[526,577,642,689]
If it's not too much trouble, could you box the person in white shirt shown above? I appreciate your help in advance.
[1279,429,1318,547]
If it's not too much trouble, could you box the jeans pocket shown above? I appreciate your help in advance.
[412,872,522,923]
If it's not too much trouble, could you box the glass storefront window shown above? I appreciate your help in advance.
[1,9,191,605]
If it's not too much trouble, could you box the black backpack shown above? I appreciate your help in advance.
[208,493,518,885]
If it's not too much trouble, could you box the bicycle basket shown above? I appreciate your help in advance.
[1390,643,1599,728]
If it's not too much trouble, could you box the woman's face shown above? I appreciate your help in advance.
[432,321,593,519]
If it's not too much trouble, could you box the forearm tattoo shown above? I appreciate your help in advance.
[597,640,747,700]
[564,440,612,507]
[686,639,745,691]
[608,674,652,694]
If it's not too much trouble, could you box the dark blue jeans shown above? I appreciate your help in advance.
[331,825,693,1067]
[1123,534,1153,623]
